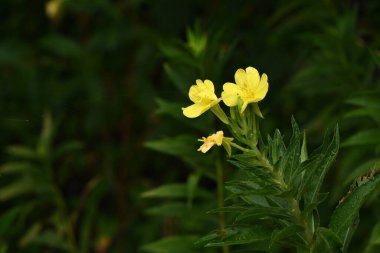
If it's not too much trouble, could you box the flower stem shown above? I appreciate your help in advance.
[211,104,229,125]
[216,160,229,253]
[230,142,250,152]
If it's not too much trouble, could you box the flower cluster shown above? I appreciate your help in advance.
[182,66,269,153]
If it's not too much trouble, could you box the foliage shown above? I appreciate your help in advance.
[1,0,380,253]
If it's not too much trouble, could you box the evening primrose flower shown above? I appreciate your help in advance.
[222,67,268,113]
[182,79,220,118]
[197,131,224,153]
[46,0,61,20]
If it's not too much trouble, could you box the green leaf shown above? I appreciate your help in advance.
[146,202,192,217]
[0,162,38,175]
[311,228,342,253]
[141,183,210,199]
[37,112,54,158]
[300,130,308,163]
[280,117,301,185]
[54,141,83,160]
[0,177,52,201]
[300,126,339,207]
[267,130,286,165]
[20,227,71,252]
[342,129,380,147]
[144,135,197,157]
[5,146,37,160]
[235,207,293,222]
[329,174,380,252]
[270,225,304,248]
[365,222,380,253]
[199,226,272,247]
[141,236,199,253]
[186,173,200,206]
[162,62,197,96]
[0,207,21,236]
[344,108,380,124]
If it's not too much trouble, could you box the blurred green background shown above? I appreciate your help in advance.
[1,0,379,252]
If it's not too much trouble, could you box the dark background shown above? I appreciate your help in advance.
[0,0,379,252]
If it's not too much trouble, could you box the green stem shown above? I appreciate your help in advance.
[216,160,229,253]
[230,142,250,153]
[251,148,314,249]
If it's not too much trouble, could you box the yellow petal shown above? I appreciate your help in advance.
[198,142,214,153]
[222,82,239,107]
[214,131,224,145]
[234,68,247,88]
[245,67,260,91]
[204,79,215,93]
[182,102,210,118]
[254,73,269,101]
[189,84,201,103]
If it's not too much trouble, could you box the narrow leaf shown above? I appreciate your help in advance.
[330,174,380,251]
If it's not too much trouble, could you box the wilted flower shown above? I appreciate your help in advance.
[197,131,224,153]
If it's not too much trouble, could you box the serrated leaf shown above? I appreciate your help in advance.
[270,225,304,248]
[300,126,339,207]
[267,130,286,165]
[329,174,380,251]
[311,228,342,253]
[141,236,198,253]
[280,117,301,185]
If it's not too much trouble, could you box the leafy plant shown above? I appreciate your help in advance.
[175,65,380,253]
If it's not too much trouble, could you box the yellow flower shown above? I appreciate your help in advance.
[222,67,268,113]
[182,79,220,118]
[197,131,224,153]
[46,0,61,20]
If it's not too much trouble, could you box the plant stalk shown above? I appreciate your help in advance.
[216,160,229,253]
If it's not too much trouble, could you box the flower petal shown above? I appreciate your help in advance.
[234,68,247,88]
[214,131,224,145]
[204,79,215,93]
[182,102,210,118]
[245,67,260,91]
[198,142,214,153]
[222,82,239,107]
[253,73,269,101]
[189,84,201,103]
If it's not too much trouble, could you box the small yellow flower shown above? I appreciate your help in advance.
[222,67,269,113]
[197,131,224,153]
[182,79,220,118]
[46,0,61,20]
